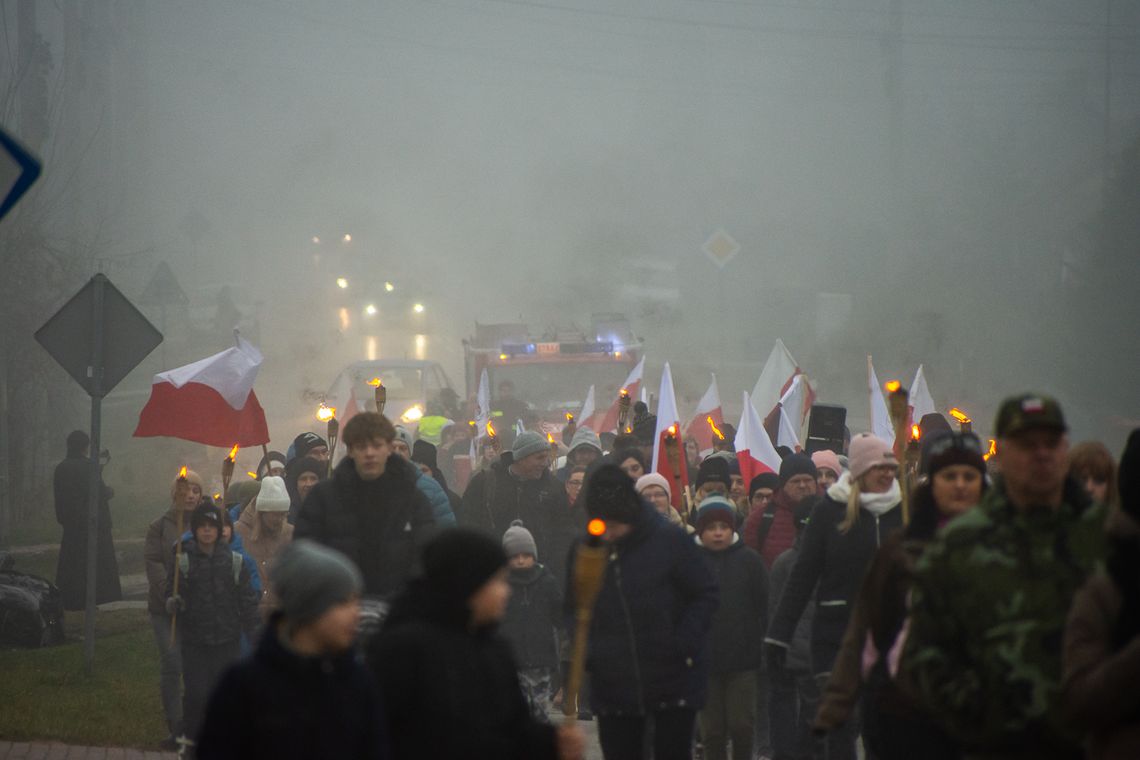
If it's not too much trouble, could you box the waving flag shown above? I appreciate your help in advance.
[650,362,681,471]
[867,356,895,444]
[910,365,936,424]
[684,374,724,457]
[736,391,782,485]
[577,385,597,430]
[475,369,492,438]
[593,356,645,433]
[134,335,269,446]
[751,339,799,418]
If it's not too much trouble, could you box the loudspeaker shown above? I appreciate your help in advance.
[805,404,847,455]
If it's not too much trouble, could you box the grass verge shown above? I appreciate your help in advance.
[0,607,166,748]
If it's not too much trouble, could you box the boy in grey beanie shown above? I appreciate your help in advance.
[501,520,565,723]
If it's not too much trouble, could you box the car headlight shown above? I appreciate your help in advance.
[400,405,424,423]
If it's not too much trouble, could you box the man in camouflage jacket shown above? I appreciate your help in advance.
[902,395,1107,760]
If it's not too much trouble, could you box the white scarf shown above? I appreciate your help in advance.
[826,471,900,517]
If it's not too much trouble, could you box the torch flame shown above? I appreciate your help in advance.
[228,444,239,461]
[367,377,383,387]
[246,471,258,479]
[178,466,188,480]
[984,439,997,461]
[911,424,921,441]
[667,424,677,437]
[948,407,972,424]
[620,388,629,399]
[316,403,336,422]
[547,432,555,444]
[487,420,497,438]
[587,519,607,537]
[885,380,902,393]
[565,412,574,422]
[707,416,725,440]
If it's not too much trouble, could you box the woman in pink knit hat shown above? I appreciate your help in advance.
[764,433,903,760]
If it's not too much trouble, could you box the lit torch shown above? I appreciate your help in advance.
[368,377,386,415]
[984,438,997,461]
[487,420,501,456]
[884,381,911,524]
[948,407,973,434]
[663,425,694,519]
[318,403,339,477]
[563,518,609,719]
[707,416,725,442]
[222,444,238,495]
[548,432,559,472]
[170,465,190,646]
[564,411,577,441]
[617,388,632,433]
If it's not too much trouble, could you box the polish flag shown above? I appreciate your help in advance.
[909,365,936,426]
[593,356,645,434]
[651,362,689,511]
[867,356,896,444]
[777,406,802,451]
[751,339,800,419]
[735,391,782,485]
[684,374,724,457]
[577,385,598,431]
[134,336,269,447]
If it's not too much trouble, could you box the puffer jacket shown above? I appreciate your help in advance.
[769,541,814,673]
[566,501,719,716]
[144,507,185,615]
[502,563,563,670]
[171,538,260,647]
[294,457,435,599]
[766,476,903,676]
[697,535,768,674]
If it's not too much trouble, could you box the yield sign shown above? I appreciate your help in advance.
[35,274,163,398]
[703,229,740,269]
[0,125,42,222]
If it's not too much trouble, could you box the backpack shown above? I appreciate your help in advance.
[179,550,243,585]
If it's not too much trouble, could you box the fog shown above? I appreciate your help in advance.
[2,0,1138,505]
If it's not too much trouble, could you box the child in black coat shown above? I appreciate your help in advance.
[367,528,584,760]
[501,520,564,721]
[196,540,390,760]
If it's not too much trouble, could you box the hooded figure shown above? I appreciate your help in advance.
[367,528,567,759]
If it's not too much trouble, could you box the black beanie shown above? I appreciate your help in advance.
[584,464,642,524]
[749,472,781,498]
[1117,429,1140,521]
[695,456,730,489]
[412,439,439,471]
[190,500,222,532]
[293,432,328,459]
[422,528,507,604]
[919,430,986,480]
[918,413,953,439]
[779,453,818,487]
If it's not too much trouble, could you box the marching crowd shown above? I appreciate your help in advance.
[58,384,1135,759]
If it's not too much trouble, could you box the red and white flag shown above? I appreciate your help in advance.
[577,385,597,431]
[592,356,645,433]
[134,335,269,447]
[735,391,782,485]
[751,339,800,419]
[684,374,724,457]
[867,356,895,444]
[909,365,936,426]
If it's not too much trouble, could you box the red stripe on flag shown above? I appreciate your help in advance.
[134,381,270,447]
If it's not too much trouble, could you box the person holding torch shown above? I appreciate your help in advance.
[566,464,718,760]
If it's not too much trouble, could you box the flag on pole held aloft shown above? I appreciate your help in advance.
[684,374,724,457]
[593,356,645,433]
[475,369,491,437]
[751,339,800,419]
[134,335,269,447]
[867,356,895,445]
[651,362,689,511]
[777,405,801,450]
[910,365,936,425]
[577,385,597,431]
[735,391,782,486]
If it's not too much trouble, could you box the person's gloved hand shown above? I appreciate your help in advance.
[165,595,185,616]
[764,641,787,673]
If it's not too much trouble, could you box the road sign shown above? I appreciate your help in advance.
[34,274,163,674]
[36,274,164,397]
[0,125,41,222]
[703,229,740,269]
[139,261,189,307]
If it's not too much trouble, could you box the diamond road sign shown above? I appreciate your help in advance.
[703,229,740,269]
[35,274,163,397]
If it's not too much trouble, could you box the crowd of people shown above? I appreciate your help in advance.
[51,381,1136,760]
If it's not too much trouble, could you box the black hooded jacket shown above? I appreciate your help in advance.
[293,457,435,599]
[502,563,563,670]
[367,578,558,760]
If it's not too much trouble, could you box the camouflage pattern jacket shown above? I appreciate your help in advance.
[902,478,1107,758]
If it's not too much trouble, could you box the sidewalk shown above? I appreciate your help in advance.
[0,742,175,759]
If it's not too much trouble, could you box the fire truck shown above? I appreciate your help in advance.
[463,313,643,422]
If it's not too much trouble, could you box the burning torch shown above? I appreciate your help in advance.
[663,425,695,520]
[617,389,632,434]
[221,444,238,496]
[170,466,189,646]
[368,377,387,415]
[884,381,911,525]
[564,411,577,442]
[948,407,973,434]
[563,518,609,719]
[487,420,502,456]
[548,432,559,472]
[317,403,338,477]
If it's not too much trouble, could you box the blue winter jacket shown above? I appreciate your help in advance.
[565,502,718,716]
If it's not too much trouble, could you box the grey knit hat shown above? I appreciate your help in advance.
[512,430,548,461]
[272,540,363,625]
[394,426,414,450]
[568,427,603,455]
[502,520,538,559]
